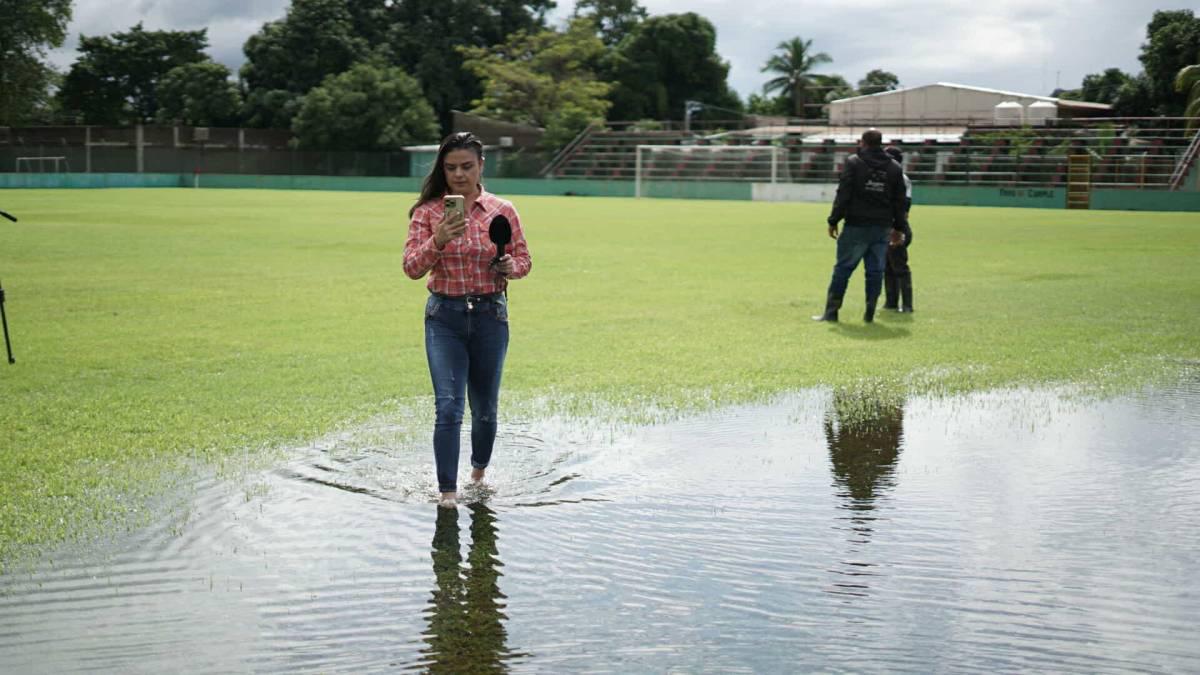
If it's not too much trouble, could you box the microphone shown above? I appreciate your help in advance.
[488,214,511,267]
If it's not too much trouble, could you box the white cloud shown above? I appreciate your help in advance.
[50,0,1200,99]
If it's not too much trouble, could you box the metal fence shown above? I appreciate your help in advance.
[546,118,1200,191]
[0,125,419,177]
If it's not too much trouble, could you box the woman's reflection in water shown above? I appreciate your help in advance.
[823,389,905,597]
[421,504,513,673]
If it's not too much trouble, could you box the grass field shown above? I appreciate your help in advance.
[1,188,1198,564]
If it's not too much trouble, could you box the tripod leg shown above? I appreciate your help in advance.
[0,284,14,364]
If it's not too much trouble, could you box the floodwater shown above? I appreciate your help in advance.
[2,381,1199,673]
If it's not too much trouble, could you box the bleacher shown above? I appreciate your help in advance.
[548,129,694,180]
[544,119,1200,191]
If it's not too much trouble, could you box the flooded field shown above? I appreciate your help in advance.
[2,381,1198,673]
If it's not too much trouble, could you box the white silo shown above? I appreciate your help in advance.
[993,100,1025,126]
[1028,100,1059,125]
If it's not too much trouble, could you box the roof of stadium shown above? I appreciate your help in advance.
[829,82,1113,111]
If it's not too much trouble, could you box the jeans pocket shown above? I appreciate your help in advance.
[492,299,508,323]
[425,295,442,319]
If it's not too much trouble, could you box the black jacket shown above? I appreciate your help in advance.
[827,147,909,231]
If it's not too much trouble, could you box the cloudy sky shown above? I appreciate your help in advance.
[48,0,1200,100]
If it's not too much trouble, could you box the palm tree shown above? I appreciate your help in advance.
[760,37,833,119]
[1177,64,1200,132]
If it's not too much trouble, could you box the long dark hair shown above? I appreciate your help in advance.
[410,131,485,217]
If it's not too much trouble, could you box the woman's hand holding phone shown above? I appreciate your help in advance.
[434,197,467,249]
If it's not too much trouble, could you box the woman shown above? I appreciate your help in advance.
[404,132,532,508]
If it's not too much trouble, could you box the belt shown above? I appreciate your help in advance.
[434,292,502,303]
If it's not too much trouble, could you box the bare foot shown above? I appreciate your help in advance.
[471,467,486,483]
[438,492,457,508]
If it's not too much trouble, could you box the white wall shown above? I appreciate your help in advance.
[830,85,1053,125]
[752,183,838,202]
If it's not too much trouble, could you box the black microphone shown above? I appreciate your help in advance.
[0,210,16,222]
[488,214,511,267]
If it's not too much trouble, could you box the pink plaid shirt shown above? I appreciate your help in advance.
[403,188,532,296]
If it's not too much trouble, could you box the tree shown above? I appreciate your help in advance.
[1112,72,1157,117]
[156,61,242,126]
[460,18,612,149]
[292,60,438,151]
[1176,64,1200,131]
[760,37,832,118]
[816,74,855,105]
[857,69,899,96]
[746,92,789,116]
[606,13,741,122]
[1077,68,1133,104]
[384,0,556,134]
[573,0,647,47]
[0,0,72,124]
[1138,9,1200,115]
[57,23,208,125]
[240,0,373,128]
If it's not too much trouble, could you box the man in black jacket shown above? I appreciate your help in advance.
[813,129,909,323]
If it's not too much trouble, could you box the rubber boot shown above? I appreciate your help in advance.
[883,273,899,310]
[812,292,843,322]
[864,298,878,323]
[899,274,914,313]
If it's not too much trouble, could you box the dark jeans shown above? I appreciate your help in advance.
[424,294,509,493]
[826,224,891,302]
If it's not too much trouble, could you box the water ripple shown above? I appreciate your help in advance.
[2,385,1199,673]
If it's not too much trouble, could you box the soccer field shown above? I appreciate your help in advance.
[1,188,1198,561]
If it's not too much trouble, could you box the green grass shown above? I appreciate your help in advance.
[1,188,1198,564]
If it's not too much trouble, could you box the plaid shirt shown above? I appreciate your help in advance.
[404,188,532,296]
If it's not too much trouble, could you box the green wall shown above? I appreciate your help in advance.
[0,172,186,189]
[1090,189,1200,212]
[914,185,1066,209]
[3,173,1195,211]
[198,174,421,192]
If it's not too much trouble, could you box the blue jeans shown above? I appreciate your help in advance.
[424,294,509,493]
[826,224,891,302]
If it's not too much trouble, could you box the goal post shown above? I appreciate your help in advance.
[15,156,71,173]
[635,144,786,197]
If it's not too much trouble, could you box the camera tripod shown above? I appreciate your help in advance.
[1,208,17,364]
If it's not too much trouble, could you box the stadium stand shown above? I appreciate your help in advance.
[542,119,1200,191]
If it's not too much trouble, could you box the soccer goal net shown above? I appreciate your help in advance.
[634,144,788,197]
[15,156,71,173]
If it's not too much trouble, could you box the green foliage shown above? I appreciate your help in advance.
[239,0,374,129]
[573,0,647,46]
[57,23,209,125]
[156,61,242,126]
[815,74,854,104]
[1176,64,1200,131]
[292,60,438,150]
[857,69,899,96]
[384,0,556,133]
[1139,9,1200,115]
[1111,72,1157,117]
[746,92,790,116]
[0,0,71,125]
[606,13,741,121]
[1078,68,1133,104]
[460,18,612,149]
[760,37,833,118]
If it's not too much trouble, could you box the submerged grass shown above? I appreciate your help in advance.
[1,188,1198,565]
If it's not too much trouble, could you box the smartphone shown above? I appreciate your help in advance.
[443,195,465,220]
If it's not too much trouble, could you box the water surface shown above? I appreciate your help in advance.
[2,382,1198,673]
